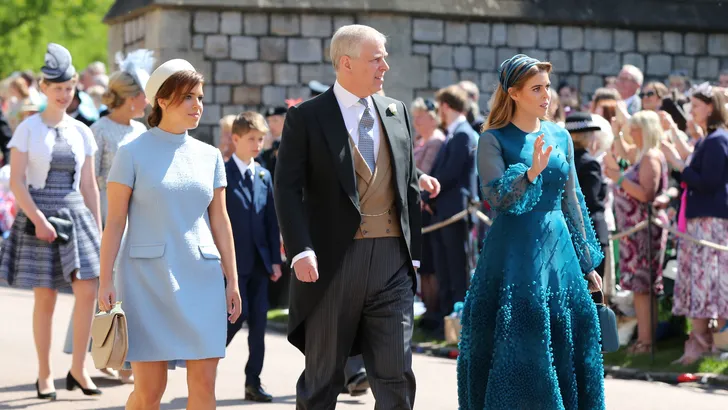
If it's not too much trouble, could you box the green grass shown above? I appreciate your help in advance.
[603,338,728,376]
[267,308,289,324]
[268,309,728,374]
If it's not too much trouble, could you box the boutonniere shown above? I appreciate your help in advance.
[259,170,266,179]
[386,103,398,116]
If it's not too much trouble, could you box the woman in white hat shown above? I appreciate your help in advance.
[0,43,103,399]
[97,59,242,409]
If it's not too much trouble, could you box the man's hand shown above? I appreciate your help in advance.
[292,255,319,283]
[419,174,441,198]
[271,264,282,282]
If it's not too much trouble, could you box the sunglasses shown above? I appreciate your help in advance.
[639,90,658,98]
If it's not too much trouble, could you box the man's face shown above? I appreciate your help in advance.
[719,74,728,88]
[348,39,390,96]
[616,69,639,100]
[266,114,285,138]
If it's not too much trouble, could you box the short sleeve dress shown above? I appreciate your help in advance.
[0,114,100,289]
[107,127,228,367]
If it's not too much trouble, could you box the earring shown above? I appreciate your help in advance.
[131,104,135,112]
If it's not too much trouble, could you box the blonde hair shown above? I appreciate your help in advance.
[484,62,553,131]
[219,114,236,132]
[410,97,439,121]
[103,71,143,110]
[10,77,29,99]
[232,111,269,136]
[330,25,387,70]
[628,110,663,159]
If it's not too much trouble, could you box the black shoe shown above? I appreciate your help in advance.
[245,384,272,402]
[345,372,369,397]
[66,372,102,396]
[35,380,56,400]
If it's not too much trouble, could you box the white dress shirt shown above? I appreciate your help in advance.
[291,82,420,269]
[333,81,382,162]
[446,114,468,137]
[232,153,256,180]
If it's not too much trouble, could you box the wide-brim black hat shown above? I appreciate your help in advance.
[41,43,76,83]
[264,106,288,117]
[564,111,601,133]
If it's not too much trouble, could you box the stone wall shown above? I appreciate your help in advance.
[106,6,728,145]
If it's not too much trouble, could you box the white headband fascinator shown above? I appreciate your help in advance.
[115,49,155,92]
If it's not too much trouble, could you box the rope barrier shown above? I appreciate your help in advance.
[651,217,728,252]
[421,206,728,252]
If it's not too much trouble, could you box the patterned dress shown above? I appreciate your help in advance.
[0,128,100,289]
[91,116,146,225]
[613,155,668,294]
[458,121,605,410]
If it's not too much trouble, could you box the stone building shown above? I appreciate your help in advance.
[104,0,728,144]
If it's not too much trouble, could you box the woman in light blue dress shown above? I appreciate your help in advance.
[97,59,242,410]
[457,55,605,409]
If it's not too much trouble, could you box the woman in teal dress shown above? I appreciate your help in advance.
[457,55,606,409]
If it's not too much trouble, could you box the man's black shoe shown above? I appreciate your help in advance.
[245,385,273,402]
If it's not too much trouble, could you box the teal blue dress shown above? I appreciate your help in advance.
[457,121,605,410]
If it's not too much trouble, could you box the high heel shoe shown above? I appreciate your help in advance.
[35,380,57,400]
[66,372,102,396]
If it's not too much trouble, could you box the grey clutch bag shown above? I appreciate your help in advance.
[592,291,619,353]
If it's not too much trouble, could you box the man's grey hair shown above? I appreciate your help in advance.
[330,25,387,71]
[86,61,107,76]
[621,64,644,86]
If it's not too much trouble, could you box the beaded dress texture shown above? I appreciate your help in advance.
[457,121,606,410]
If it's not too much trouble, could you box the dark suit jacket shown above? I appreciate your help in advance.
[424,120,478,220]
[274,87,422,353]
[0,111,11,161]
[574,149,609,246]
[226,160,282,277]
[256,140,280,182]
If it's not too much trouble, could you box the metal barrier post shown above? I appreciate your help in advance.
[647,205,655,363]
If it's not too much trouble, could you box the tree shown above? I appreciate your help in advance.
[0,0,114,78]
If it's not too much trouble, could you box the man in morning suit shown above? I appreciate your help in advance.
[275,24,440,409]
[425,85,479,331]
[225,111,282,403]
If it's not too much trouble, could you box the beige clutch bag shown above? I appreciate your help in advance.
[91,301,128,370]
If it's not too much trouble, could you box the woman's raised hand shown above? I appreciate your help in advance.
[527,134,553,182]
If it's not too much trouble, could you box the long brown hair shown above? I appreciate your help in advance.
[148,70,204,128]
[483,62,553,132]
[692,88,728,134]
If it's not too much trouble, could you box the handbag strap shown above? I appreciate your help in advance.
[591,290,605,306]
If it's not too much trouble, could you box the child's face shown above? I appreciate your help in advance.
[232,130,266,160]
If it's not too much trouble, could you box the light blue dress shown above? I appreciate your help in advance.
[457,121,605,409]
[107,127,228,368]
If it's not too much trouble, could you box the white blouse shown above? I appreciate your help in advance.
[8,113,98,191]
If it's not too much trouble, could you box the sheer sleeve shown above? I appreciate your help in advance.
[561,133,604,275]
[478,131,543,215]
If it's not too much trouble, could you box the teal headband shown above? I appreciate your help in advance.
[498,54,541,92]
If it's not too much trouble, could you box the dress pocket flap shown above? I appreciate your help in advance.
[129,243,166,259]
[198,245,221,260]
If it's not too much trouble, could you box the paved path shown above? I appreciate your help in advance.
[1,286,727,409]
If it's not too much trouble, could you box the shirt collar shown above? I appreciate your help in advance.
[333,80,372,110]
[446,115,468,136]
[232,154,256,177]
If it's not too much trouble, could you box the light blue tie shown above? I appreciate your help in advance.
[358,98,376,172]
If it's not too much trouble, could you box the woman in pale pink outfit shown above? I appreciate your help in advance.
[411,97,445,328]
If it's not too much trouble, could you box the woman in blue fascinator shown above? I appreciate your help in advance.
[456,54,606,409]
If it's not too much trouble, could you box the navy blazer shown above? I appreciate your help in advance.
[682,128,728,220]
[225,160,282,277]
[424,120,479,220]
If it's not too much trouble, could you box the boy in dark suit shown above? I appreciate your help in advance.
[225,111,282,402]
